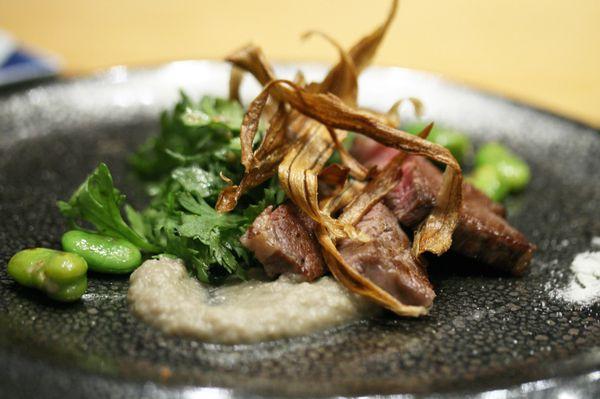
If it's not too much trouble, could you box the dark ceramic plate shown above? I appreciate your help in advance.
[0,62,598,399]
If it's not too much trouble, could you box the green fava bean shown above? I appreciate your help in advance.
[61,230,142,274]
[466,164,509,202]
[7,248,52,287]
[404,122,471,163]
[474,142,512,167]
[494,156,531,192]
[475,142,530,191]
[7,248,87,302]
[428,129,471,163]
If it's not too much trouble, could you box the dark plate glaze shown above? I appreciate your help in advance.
[0,62,598,398]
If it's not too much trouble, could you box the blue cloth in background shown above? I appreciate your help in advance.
[3,49,43,67]
[0,30,60,87]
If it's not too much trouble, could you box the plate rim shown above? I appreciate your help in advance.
[0,60,598,398]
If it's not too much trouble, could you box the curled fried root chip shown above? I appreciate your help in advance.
[277,117,357,240]
[261,80,463,256]
[228,66,244,102]
[383,97,424,128]
[319,164,350,187]
[224,5,462,247]
[321,180,365,215]
[322,0,399,87]
[216,81,290,212]
[339,151,406,226]
[302,30,358,105]
[326,127,370,180]
[317,226,428,317]
[225,45,276,86]
[218,0,461,317]
[294,70,306,87]
[320,126,435,317]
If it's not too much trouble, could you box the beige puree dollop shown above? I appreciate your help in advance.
[128,257,376,344]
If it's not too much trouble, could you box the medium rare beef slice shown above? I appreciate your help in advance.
[241,204,326,281]
[351,135,400,170]
[452,204,535,275]
[338,202,435,307]
[383,156,535,275]
[352,137,505,217]
[384,156,438,227]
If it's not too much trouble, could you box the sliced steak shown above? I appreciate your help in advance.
[351,135,400,170]
[384,155,438,227]
[352,136,534,273]
[452,203,535,275]
[352,136,505,216]
[383,156,535,275]
[338,202,435,307]
[241,204,325,281]
[385,155,506,223]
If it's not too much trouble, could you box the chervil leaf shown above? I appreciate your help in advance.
[198,96,245,131]
[242,182,286,222]
[129,93,247,180]
[58,163,159,252]
[60,95,284,283]
[170,166,224,200]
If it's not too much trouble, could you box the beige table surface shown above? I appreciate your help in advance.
[1,0,599,128]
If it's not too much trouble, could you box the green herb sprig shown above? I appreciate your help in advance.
[59,94,284,283]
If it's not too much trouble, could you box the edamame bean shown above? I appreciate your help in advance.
[7,248,87,302]
[475,142,530,191]
[494,156,530,191]
[474,142,512,167]
[61,230,142,274]
[466,164,509,202]
[404,122,471,163]
[428,129,471,164]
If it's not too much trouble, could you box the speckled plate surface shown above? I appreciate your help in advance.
[0,62,598,398]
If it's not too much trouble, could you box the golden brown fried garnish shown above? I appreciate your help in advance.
[217,0,463,316]
[326,127,371,181]
[216,82,290,212]
[228,66,244,103]
[255,80,463,256]
[302,30,358,106]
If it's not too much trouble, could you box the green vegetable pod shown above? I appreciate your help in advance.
[404,122,471,163]
[7,248,88,302]
[466,164,510,202]
[474,142,512,166]
[492,155,530,192]
[62,230,142,274]
[428,129,471,164]
[475,142,531,191]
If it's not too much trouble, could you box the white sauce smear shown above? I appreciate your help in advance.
[555,251,600,305]
[128,257,376,344]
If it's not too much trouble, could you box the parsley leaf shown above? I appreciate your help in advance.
[59,95,285,283]
[129,93,246,180]
[57,163,159,252]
